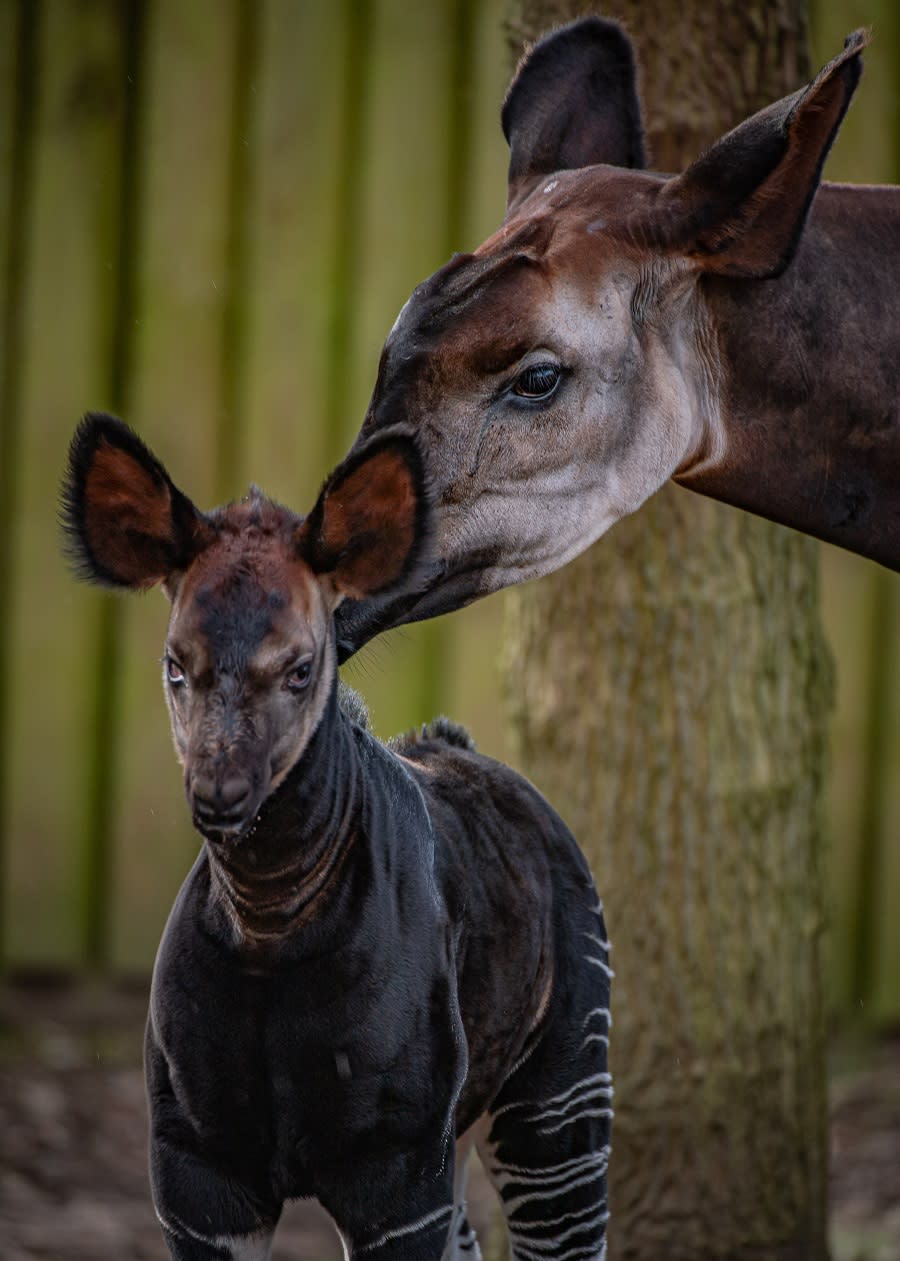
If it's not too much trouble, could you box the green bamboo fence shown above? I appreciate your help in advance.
[0,0,898,1027]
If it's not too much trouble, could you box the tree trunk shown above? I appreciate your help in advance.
[502,3,834,1259]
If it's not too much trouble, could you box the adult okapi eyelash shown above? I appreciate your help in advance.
[512,362,563,400]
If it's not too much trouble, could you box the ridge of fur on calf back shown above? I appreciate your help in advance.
[337,684,476,750]
[337,680,370,731]
[388,715,476,753]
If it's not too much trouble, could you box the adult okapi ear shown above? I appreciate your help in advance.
[297,427,431,605]
[502,16,646,210]
[651,30,868,279]
[61,412,212,591]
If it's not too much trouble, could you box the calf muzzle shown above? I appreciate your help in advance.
[189,768,257,840]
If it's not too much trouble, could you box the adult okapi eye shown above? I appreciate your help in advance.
[285,658,313,693]
[512,362,561,401]
[165,655,186,687]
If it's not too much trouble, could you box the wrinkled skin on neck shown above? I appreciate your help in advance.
[679,185,900,565]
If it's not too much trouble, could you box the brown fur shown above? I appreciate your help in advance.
[304,448,417,599]
[331,23,897,660]
[84,441,177,588]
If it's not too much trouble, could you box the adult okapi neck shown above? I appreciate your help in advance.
[204,683,366,955]
[675,183,900,568]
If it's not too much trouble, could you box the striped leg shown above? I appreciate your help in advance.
[479,899,613,1261]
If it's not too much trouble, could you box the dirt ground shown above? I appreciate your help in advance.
[1,981,898,1261]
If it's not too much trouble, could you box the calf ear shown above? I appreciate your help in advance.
[503,16,646,210]
[297,428,431,604]
[61,413,210,590]
[652,31,867,278]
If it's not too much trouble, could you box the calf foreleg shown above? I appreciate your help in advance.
[158,1221,274,1261]
[337,1202,456,1259]
[146,1039,279,1261]
[150,1136,279,1261]
[320,1147,458,1260]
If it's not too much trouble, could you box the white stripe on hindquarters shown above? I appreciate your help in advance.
[489,1071,613,1123]
[507,1198,606,1236]
[486,1146,611,1216]
[490,1149,611,1186]
[580,1006,612,1029]
[582,934,614,980]
[509,1204,611,1255]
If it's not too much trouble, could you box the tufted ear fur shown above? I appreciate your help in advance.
[60,413,212,591]
[296,428,431,604]
[502,16,646,210]
[650,30,867,278]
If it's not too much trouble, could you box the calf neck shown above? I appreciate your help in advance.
[61,414,613,1260]
[333,20,897,659]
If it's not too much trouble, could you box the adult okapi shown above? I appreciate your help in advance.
[333,18,896,660]
[61,414,612,1260]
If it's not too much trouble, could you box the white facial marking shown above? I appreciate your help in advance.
[543,179,559,194]
[428,260,729,630]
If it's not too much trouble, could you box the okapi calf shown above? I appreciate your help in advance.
[333,20,900,660]
[61,414,613,1261]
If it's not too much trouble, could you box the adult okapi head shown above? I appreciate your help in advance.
[334,18,867,658]
[61,414,429,840]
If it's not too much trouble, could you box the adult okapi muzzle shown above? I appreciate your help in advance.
[333,18,897,660]
[61,413,430,842]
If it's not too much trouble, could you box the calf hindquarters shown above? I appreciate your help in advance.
[478,888,611,1259]
[398,732,612,1259]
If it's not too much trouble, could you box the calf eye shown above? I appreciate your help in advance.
[285,658,313,693]
[165,655,186,687]
[512,362,561,400]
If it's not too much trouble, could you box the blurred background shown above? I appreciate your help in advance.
[0,0,898,1257]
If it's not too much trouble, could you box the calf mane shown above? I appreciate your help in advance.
[389,716,476,753]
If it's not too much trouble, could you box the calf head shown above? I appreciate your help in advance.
[335,18,866,657]
[62,415,428,840]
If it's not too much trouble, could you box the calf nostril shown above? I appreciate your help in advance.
[219,774,250,811]
[190,773,217,812]
[191,772,251,821]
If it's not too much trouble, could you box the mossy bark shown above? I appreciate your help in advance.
[502,2,834,1258]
